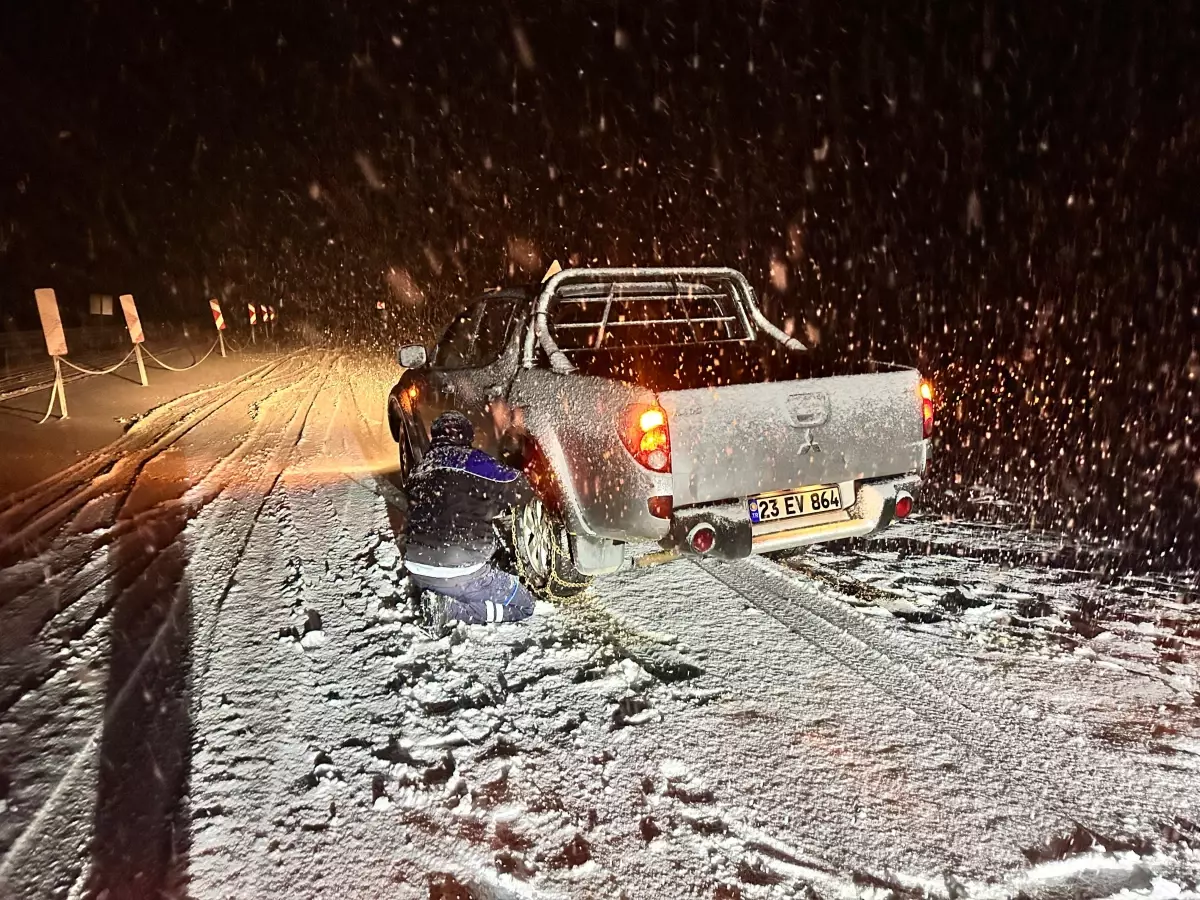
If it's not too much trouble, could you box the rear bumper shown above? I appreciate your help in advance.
[663,475,922,559]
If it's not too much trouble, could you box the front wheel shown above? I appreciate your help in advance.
[397,421,420,486]
[510,497,592,599]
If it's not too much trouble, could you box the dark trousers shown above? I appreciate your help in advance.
[410,563,535,625]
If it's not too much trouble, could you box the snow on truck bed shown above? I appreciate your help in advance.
[0,351,1197,899]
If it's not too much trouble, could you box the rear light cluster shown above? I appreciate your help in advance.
[895,492,914,519]
[621,403,671,473]
[920,381,934,439]
[647,495,673,519]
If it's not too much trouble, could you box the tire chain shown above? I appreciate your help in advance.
[505,508,589,602]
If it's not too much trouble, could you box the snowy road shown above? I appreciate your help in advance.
[0,351,1197,899]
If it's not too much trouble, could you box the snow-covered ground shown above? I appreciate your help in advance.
[0,351,1197,899]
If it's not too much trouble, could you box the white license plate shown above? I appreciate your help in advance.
[748,485,843,524]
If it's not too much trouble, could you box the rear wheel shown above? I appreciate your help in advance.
[510,497,592,599]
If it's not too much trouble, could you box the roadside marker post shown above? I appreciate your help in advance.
[268,305,276,341]
[248,303,257,344]
[135,345,147,385]
[34,288,69,419]
[210,298,227,357]
[119,294,148,386]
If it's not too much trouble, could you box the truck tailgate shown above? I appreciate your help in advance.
[658,370,925,506]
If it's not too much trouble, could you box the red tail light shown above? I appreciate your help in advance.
[920,380,934,439]
[621,403,671,472]
[648,495,673,519]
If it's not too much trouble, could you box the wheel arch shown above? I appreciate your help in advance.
[512,431,592,538]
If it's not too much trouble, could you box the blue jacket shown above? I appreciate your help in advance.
[404,442,532,570]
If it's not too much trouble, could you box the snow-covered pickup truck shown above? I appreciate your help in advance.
[388,267,933,595]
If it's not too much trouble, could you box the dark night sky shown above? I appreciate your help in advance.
[1,0,1198,564]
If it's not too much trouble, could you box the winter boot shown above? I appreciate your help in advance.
[419,590,455,637]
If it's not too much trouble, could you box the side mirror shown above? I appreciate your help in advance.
[398,344,427,368]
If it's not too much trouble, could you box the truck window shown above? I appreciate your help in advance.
[471,297,521,365]
[433,305,482,369]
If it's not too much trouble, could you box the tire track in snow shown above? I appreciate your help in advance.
[0,358,318,716]
[0,356,285,518]
[700,556,1195,836]
[340,354,399,473]
[0,362,326,830]
[189,356,336,690]
[181,407,595,899]
[6,364,313,660]
[96,357,321,530]
[4,356,331,714]
[0,355,306,598]
[0,355,296,571]
[757,552,1199,822]
[0,356,334,896]
[698,558,1040,757]
[0,359,331,894]
[182,366,405,897]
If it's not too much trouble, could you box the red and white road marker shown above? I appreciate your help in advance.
[210,298,227,357]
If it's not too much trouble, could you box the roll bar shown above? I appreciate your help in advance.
[521,266,806,371]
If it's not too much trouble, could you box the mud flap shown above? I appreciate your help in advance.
[871,495,897,535]
[572,534,625,575]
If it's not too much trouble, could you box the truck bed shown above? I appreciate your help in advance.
[563,340,908,393]
[563,340,925,508]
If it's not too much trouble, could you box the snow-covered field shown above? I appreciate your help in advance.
[0,351,1197,899]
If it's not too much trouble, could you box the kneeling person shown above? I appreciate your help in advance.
[404,411,535,627]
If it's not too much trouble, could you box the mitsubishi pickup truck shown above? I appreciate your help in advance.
[388,267,933,596]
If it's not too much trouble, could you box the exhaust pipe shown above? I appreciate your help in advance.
[688,523,717,554]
